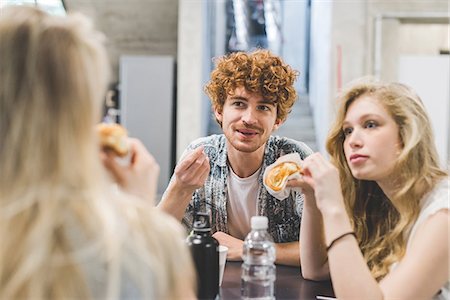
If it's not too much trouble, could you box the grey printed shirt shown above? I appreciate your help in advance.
[177,134,313,243]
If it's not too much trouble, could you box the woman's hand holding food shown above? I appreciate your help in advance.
[97,123,160,203]
[287,153,345,214]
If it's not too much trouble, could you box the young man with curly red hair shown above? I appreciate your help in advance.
[159,50,312,266]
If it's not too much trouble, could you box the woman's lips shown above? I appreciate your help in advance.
[349,154,369,164]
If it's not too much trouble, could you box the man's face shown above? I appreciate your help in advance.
[215,86,282,154]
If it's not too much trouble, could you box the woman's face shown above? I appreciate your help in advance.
[342,95,401,183]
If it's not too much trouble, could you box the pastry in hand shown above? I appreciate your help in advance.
[96,123,129,157]
[265,161,302,191]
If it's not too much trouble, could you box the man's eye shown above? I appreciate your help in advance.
[257,105,271,111]
[343,127,353,136]
[233,101,244,107]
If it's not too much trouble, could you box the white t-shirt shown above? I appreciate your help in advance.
[226,167,261,240]
[402,178,450,300]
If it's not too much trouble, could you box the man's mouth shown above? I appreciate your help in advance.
[236,128,259,136]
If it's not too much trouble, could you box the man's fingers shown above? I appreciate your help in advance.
[177,156,210,185]
[177,146,205,170]
[176,150,209,176]
[199,165,210,182]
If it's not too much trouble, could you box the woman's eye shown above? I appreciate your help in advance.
[365,120,378,129]
[343,127,353,136]
[233,101,244,107]
[258,105,270,111]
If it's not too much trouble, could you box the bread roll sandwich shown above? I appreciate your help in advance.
[264,161,302,191]
[96,123,129,157]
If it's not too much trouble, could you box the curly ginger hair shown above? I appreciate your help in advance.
[205,49,299,124]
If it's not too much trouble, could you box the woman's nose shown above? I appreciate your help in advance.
[347,130,363,148]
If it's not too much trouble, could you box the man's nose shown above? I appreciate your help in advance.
[242,108,257,125]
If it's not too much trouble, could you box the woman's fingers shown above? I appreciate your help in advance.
[101,137,160,203]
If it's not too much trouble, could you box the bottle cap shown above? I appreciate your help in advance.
[193,212,211,232]
[251,216,268,230]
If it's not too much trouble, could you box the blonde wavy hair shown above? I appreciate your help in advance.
[205,49,299,124]
[0,6,194,299]
[326,77,447,280]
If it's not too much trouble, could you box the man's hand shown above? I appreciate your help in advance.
[158,146,210,221]
[212,231,244,261]
[101,138,159,204]
[213,232,301,266]
[172,146,210,192]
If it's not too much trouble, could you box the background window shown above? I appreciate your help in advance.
[0,0,66,16]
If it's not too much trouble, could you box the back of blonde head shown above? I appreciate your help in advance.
[0,6,194,299]
[326,77,447,280]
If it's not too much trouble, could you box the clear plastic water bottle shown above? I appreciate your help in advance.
[186,212,219,300]
[241,216,276,300]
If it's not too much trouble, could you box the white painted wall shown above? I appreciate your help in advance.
[308,1,333,154]
[281,0,309,94]
[398,55,450,167]
[308,0,448,156]
[66,0,179,82]
[177,0,206,159]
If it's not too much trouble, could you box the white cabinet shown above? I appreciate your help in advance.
[120,55,175,197]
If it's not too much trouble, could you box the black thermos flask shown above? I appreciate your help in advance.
[186,212,219,299]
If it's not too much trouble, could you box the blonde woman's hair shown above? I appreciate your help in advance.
[0,6,194,299]
[326,77,447,280]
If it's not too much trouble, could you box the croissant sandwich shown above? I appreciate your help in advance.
[96,123,129,157]
[265,161,302,191]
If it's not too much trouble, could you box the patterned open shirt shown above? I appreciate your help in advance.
[176,134,313,243]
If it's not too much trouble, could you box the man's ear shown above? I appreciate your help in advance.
[272,118,284,131]
[214,107,223,124]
